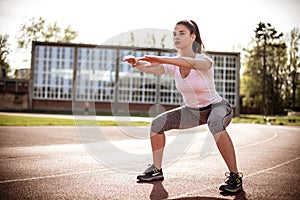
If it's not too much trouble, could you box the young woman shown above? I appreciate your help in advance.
[124,20,243,193]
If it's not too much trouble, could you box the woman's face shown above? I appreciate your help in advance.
[173,24,195,50]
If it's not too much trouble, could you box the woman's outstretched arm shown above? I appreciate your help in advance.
[139,55,212,71]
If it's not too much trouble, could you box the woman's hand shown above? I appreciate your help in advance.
[123,55,138,67]
[138,55,165,67]
[123,55,165,75]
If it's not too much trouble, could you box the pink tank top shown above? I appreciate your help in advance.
[163,54,222,108]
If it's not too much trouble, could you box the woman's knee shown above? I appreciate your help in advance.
[150,117,166,134]
[208,106,232,135]
[208,121,226,135]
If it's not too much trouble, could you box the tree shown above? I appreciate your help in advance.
[286,27,300,108]
[16,17,78,49]
[255,22,286,115]
[0,34,10,77]
[241,22,288,115]
[240,43,263,110]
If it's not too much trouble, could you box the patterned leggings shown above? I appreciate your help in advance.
[151,98,233,135]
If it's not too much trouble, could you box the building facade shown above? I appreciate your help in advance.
[30,42,240,115]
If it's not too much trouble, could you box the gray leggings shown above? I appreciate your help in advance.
[151,98,233,135]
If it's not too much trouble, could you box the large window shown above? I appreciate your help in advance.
[118,50,158,104]
[33,46,73,100]
[75,48,116,102]
[117,50,180,104]
[211,54,239,106]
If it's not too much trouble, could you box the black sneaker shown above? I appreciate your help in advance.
[137,164,164,182]
[219,172,243,193]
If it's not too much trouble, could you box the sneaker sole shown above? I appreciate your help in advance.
[219,185,242,193]
[137,175,164,182]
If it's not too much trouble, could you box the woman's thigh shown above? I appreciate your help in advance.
[151,106,210,134]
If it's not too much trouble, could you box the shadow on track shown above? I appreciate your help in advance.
[137,180,248,200]
[137,180,169,200]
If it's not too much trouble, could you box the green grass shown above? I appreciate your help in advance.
[0,115,150,126]
[0,114,299,126]
[232,114,300,126]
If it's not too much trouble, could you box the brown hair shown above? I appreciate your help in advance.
[176,20,205,53]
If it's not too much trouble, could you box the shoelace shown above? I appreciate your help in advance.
[224,172,243,184]
[225,172,243,178]
[144,164,158,173]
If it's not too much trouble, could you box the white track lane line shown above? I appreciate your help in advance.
[236,132,278,150]
[244,156,300,178]
[167,129,297,199]
[0,168,109,184]
[167,156,300,199]
[181,130,278,161]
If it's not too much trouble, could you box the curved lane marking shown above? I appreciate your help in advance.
[168,156,300,199]
[244,156,300,179]
[0,168,108,184]
[236,132,278,150]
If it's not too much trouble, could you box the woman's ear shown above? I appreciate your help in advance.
[191,33,196,41]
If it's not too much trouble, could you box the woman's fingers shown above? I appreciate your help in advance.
[123,55,137,66]
[138,55,160,63]
[123,55,162,68]
[123,55,135,62]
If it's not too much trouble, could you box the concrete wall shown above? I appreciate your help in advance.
[0,93,28,110]
[0,79,29,111]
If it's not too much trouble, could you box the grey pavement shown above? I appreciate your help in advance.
[0,121,299,199]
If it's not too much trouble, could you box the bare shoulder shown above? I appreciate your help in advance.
[195,53,213,70]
